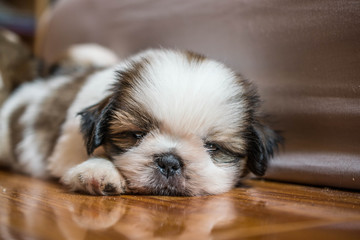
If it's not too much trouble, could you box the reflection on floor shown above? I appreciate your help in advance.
[0,170,359,240]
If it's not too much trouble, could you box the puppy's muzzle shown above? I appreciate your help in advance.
[154,153,182,178]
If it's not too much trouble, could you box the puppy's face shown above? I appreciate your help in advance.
[80,50,281,196]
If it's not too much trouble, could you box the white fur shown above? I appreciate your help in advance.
[67,44,119,68]
[0,78,54,167]
[129,50,246,141]
[61,158,125,195]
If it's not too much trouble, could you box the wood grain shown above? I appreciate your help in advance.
[0,169,359,240]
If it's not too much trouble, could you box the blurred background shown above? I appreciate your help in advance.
[0,0,53,47]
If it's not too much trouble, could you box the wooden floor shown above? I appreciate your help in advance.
[0,170,359,240]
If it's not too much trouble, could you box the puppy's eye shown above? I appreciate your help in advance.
[133,131,146,139]
[204,142,219,152]
[118,131,146,140]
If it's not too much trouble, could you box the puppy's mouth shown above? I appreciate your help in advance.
[127,171,189,196]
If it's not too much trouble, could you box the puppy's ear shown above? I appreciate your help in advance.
[78,96,113,155]
[245,121,283,176]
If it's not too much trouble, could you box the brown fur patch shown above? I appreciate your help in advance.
[184,51,206,64]
[107,105,160,154]
[205,131,246,154]
[114,58,150,104]
[109,111,143,134]
[33,72,90,160]
[108,132,143,151]
[105,58,160,154]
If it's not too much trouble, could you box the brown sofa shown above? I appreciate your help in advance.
[36,0,360,190]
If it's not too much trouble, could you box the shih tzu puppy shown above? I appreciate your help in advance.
[0,45,282,196]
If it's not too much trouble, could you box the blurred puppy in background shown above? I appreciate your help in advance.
[0,28,36,106]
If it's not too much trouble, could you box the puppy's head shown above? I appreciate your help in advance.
[79,49,282,196]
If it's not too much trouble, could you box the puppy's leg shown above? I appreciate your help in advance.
[61,158,126,195]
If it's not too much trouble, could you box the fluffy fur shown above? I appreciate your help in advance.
[0,46,282,196]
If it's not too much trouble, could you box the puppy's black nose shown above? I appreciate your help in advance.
[154,154,182,178]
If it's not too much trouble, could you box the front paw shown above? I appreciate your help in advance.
[61,158,126,195]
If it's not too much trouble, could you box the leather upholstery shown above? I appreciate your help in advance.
[37,0,360,190]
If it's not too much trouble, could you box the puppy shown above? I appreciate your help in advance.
[0,46,282,196]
